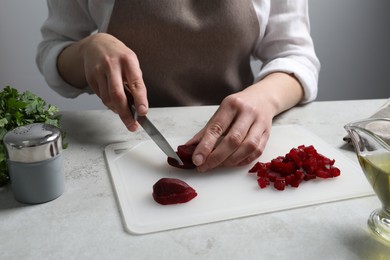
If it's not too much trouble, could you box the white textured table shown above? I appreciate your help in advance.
[1,99,390,260]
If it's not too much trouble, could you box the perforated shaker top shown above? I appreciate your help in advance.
[3,123,62,163]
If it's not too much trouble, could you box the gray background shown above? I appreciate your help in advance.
[0,0,389,111]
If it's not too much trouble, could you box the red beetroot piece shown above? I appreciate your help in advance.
[249,145,341,191]
[257,177,270,189]
[177,144,196,160]
[153,178,197,205]
[167,144,197,169]
[274,177,286,191]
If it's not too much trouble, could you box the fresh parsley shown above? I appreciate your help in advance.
[0,86,65,186]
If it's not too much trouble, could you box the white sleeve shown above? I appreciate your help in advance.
[252,0,320,103]
[36,0,99,98]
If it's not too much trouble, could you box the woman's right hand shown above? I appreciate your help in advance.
[58,33,148,132]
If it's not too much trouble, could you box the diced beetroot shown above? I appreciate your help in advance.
[274,177,286,191]
[295,169,305,181]
[285,147,305,167]
[267,171,280,182]
[302,145,317,155]
[152,178,197,205]
[270,159,295,176]
[316,169,331,179]
[249,162,262,173]
[317,153,335,167]
[330,167,341,177]
[290,178,300,188]
[248,144,341,191]
[285,174,294,186]
[302,156,317,174]
[257,177,270,189]
[304,173,316,181]
[256,162,270,177]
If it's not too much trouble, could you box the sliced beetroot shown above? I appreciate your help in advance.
[167,144,197,169]
[249,145,341,191]
[152,178,197,205]
[177,144,197,160]
[167,157,196,169]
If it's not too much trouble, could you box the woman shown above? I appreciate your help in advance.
[36,0,320,172]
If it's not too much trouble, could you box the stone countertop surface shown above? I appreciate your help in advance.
[1,99,390,260]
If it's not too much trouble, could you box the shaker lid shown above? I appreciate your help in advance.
[3,123,62,163]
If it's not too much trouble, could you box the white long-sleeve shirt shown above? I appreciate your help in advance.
[36,0,320,103]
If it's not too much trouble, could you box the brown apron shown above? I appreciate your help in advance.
[107,0,259,107]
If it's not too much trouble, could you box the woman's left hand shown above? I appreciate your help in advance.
[187,72,304,172]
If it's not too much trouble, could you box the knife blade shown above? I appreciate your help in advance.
[124,87,184,165]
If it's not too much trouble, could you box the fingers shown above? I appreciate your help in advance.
[236,130,268,167]
[120,55,148,131]
[228,122,269,167]
[192,105,236,171]
[95,74,112,109]
[84,34,148,131]
[210,116,257,168]
[109,74,138,131]
[123,67,148,116]
[193,96,269,172]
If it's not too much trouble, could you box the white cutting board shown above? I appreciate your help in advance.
[104,124,374,234]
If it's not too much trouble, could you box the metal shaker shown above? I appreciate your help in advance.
[3,123,64,204]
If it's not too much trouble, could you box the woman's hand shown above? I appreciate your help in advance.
[187,72,304,172]
[57,33,148,131]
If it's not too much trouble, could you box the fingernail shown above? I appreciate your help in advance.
[193,154,204,166]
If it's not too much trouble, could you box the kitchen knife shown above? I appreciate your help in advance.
[124,87,184,165]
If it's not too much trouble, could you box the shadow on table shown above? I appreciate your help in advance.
[59,111,128,146]
[344,229,390,259]
[0,185,26,210]
[338,142,355,152]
